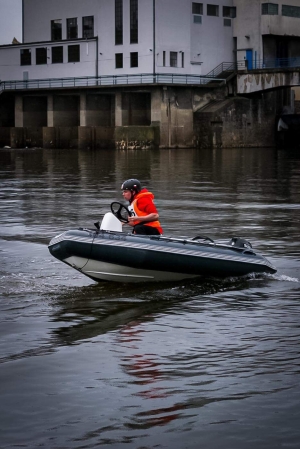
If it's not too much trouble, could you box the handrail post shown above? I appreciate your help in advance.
[153,0,156,83]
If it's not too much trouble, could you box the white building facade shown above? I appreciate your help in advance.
[1,0,300,150]
[233,0,300,69]
[0,0,236,82]
[1,0,300,83]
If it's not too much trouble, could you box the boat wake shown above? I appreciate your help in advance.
[270,273,299,283]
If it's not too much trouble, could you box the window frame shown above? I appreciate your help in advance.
[192,2,203,15]
[130,51,138,68]
[194,15,202,23]
[115,53,123,68]
[52,46,63,64]
[20,49,31,66]
[130,0,138,44]
[82,16,94,38]
[51,19,62,41]
[115,0,123,45]
[36,47,47,65]
[67,17,78,39]
[68,44,80,63]
[223,6,236,18]
[282,4,300,18]
[207,4,219,16]
[170,51,178,68]
[261,3,279,15]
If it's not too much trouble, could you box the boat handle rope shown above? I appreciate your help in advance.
[78,231,98,272]
[192,235,215,243]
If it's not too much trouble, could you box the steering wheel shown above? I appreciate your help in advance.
[110,202,131,223]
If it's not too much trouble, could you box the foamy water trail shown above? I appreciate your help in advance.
[273,274,299,282]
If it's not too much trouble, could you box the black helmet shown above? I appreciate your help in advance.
[121,179,141,193]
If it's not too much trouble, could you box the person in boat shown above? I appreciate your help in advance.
[121,178,163,235]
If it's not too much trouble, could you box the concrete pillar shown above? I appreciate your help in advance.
[15,96,23,127]
[151,88,162,124]
[47,95,54,127]
[115,92,122,126]
[80,93,87,126]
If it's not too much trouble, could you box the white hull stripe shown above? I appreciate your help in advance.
[85,270,154,279]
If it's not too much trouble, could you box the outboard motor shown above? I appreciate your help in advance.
[230,237,252,249]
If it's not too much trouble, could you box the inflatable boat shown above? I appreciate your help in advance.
[48,202,276,283]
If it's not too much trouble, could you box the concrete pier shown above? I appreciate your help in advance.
[0,84,295,149]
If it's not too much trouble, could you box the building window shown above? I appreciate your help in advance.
[20,49,31,66]
[224,18,231,26]
[36,48,47,65]
[130,0,138,44]
[83,16,94,38]
[163,51,166,66]
[170,52,177,68]
[68,45,80,62]
[223,6,236,18]
[67,18,78,39]
[194,15,202,23]
[130,52,138,67]
[262,3,278,15]
[181,52,184,68]
[52,46,63,63]
[115,0,123,45]
[192,2,203,15]
[115,53,123,68]
[207,4,219,16]
[51,19,62,41]
[282,4,300,18]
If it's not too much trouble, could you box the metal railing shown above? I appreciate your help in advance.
[206,62,237,78]
[0,72,226,93]
[206,57,300,76]
[1,59,300,93]
[252,57,300,70]
[236,57,300,71]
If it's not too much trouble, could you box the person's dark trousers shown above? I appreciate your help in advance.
[134,224,160,235]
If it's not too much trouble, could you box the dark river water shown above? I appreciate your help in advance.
[0,147,300,449]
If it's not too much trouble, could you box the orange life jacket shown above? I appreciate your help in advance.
[128,191,162,230]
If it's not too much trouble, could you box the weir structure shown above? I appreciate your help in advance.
[0,63,298,149]
[0,73,228,149]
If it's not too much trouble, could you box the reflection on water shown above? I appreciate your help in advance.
[1,147,300,251]
[1,147,300,448]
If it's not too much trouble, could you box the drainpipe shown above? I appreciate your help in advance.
[22,0,24,42]
[153,0,156,83]
[96,36,99,78]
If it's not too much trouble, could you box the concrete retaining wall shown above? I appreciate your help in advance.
[115,126,159,150]
[194,90,289,148]
[0,126,152,149]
